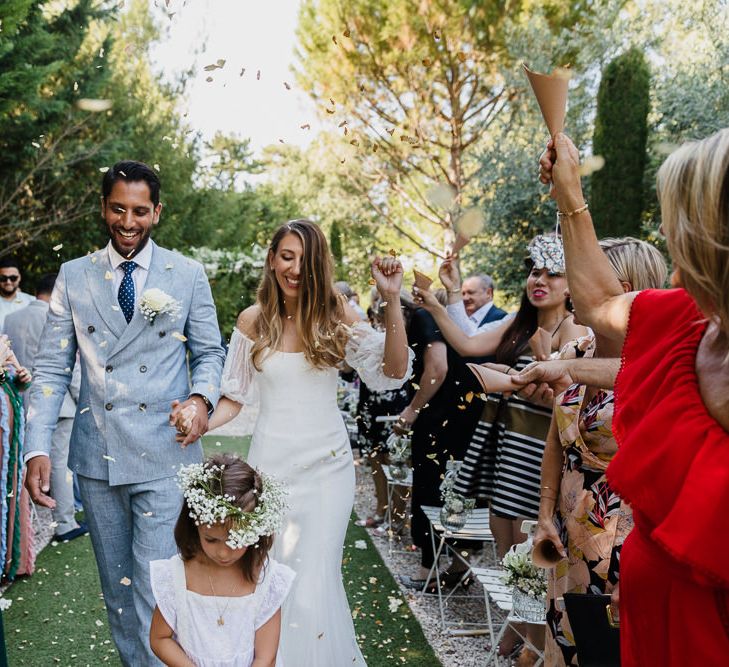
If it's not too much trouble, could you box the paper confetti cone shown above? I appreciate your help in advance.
[467,364,524,394]
[523,63,569,136]
[413,269,433,291]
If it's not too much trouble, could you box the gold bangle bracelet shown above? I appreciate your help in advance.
[448,287,462,293]
[557,202,589,219]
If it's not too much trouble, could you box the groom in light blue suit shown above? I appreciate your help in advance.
[24,161,226,665]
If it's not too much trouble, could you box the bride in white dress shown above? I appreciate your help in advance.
[205,220,413,666]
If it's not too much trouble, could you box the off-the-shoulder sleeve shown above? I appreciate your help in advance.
[344,321,414,391]
[255,560,296,630]
[150,557,177,631]
[220,328,257,404]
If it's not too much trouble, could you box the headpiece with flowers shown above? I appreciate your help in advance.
[526,234,565,275]
[177,462,288,550]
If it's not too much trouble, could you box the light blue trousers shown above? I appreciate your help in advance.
[77,474,182,667]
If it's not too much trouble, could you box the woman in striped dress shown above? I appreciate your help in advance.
[414,235,586,555]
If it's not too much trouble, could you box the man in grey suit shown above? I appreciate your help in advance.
[4,273,86,541]
[24,161,226,666]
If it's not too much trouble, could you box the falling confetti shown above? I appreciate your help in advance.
[171,332,188,342]
[283,82,291,90]
[119,577,131,586]
[76,99,113,112]
[104,271,113,280]
[53,243,63,251]
[60,339,69,350]
[300,123,311,130]
[42,386,53,397]
[354,540,367,550]
[578,155,606,176]
[456,208,486,238]
[256,70,261,80]
[239,67,246,77]
[80,407,90,414]
[103,455,116,462]
[98,167,109,173]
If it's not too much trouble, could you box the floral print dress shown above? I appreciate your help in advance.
[545,379,633,666]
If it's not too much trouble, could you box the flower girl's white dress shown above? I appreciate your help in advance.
[220,323,412,666]
[150,554,295,666]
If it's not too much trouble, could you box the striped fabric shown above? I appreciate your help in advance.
[454,355,552,519]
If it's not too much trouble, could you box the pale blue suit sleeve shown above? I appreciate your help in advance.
[24,264,78,457]
[184,264,226,408]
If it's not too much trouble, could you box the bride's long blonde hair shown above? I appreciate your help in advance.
[251,219,349,370]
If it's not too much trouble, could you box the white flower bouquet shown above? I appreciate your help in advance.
[501,541,547,598]
[139,288,182,325]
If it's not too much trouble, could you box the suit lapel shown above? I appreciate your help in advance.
[84,249,127,339]
[109,241,176,357]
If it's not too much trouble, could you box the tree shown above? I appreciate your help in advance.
[591,48,650,237]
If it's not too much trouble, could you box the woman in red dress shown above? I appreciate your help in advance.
[537,130,729,666]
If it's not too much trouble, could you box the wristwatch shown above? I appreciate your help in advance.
[191,393,214,415]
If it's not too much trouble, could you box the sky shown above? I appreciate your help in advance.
[151,0,324,156]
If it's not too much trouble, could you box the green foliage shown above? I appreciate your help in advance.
[591,48,650,237]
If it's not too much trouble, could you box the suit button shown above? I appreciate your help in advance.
[158,331,166,338]
[139,403,147,411]
[139,365,147,373]
[105,365,113,373]
[105,403,113,411]
[88,325,95,333]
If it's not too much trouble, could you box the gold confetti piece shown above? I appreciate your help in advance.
[385,128,395,136]
[91,256,98,265]
[411,383,420,390]
[171,332,188,342]
[332,35,338,45]
[422,57,432,67]
[350,139,359,146]
[153,164,160,171]
[329,98,336,106]
[465,391,474,403]
[42,386,53,397]
[457,51,467,63]
[165,263,174,270]
[119,577,131,586]
[368,277,376,285]
[433,30,441,40]
[143,511,153,516]
[338,120,348,127]
[98,167,109,174]
[388,248,399,257]
[578,155,606,176]
[400,135,418,144]
[300,123,311,130]
[60,339,69,350]
[73,81,79,91]
[205,76,213,82]
[344,127,349,136]
[239,67,246,77]
[80,407,90,414]
[76,99,113,112]
[343,28,351,37]
[283,82,291,90]
[256,70,261,80]
[102,455,115,462]
[53,243,63,251]
[326,108,335,114]
[331,450,337,457]
[99,340,108,348]
[104,271,113,280]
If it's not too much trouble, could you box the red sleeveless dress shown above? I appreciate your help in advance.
[608,288,729,666]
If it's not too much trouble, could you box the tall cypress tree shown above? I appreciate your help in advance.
[591,48,650,237]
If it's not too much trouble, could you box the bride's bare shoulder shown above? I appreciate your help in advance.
[236,305,260,339]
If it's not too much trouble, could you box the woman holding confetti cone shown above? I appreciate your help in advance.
[538,130,729,666]
[179,220,412,666]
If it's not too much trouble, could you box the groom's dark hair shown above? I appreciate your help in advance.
[102,160,161,206]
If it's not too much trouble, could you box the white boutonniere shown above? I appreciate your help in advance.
[139,288,181,325]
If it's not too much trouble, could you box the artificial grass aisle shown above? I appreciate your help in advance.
[3,436,440,666]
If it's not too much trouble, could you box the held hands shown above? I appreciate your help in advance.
[170,396,209,447]
[371,256,403,298]
[512,360,575,397]
[538,133,585,214]
[479,362,555,408]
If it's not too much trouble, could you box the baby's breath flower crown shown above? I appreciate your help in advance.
[178,462,288,550]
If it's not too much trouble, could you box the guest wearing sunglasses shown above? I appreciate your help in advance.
[0,257,33,332]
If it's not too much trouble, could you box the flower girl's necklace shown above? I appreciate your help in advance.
[208,575,238,627]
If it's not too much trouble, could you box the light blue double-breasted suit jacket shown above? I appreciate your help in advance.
[25,241,226,485]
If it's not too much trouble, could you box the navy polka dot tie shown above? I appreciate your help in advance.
[118,261,137,324]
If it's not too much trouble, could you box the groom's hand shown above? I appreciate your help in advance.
[170,396,209,447]
[25,456,56,509]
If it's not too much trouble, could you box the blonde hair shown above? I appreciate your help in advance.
[598,237,668,291]
[251,219,348,370]
[657,129,729,333]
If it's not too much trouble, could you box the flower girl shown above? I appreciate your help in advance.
[149,454,294,666]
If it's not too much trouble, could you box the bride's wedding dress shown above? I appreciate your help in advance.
[220,323,412,666]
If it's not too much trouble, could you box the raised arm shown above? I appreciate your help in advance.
[371,256,409,379]
[414,287,510,357]
[513,357,621,393]
[396,340,448,433]
[540,134,637,345]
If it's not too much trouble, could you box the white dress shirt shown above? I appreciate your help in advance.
[445,300,514,337]
[107,240,153,296]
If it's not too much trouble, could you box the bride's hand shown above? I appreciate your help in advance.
[371,256,403,297]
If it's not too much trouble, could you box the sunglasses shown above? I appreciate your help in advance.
[0,275,19,283]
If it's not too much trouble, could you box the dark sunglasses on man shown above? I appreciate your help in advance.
[0,275,19,283]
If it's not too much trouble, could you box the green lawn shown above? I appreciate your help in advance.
[3,436,439,666]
